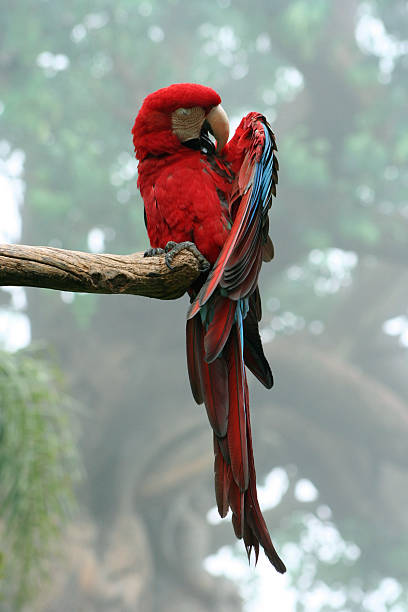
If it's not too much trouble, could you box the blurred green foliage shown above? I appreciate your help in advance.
[0,349,80,610]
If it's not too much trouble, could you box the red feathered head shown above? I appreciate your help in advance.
[132,83,222,160]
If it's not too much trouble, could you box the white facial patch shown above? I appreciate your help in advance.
[171,106,206,142]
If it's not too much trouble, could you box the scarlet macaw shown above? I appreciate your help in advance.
[132,83,285,573]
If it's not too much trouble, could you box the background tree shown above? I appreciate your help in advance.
[1,0,407,609]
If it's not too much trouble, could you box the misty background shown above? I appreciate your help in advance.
[1,1,408,610]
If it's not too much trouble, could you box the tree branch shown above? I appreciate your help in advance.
[0,244,202,300]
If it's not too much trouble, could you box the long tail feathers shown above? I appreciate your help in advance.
[186,306,286,573]
[189,315,229,437]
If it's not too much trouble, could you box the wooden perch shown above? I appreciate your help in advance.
[0,244,203,300]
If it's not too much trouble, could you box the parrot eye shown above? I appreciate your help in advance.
[175,107,192,116]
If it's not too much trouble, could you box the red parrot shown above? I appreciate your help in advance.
[132,83,285,573]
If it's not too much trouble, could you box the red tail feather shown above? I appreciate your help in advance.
[244,380,286,573]
[227,326,249,492]
[229,478,244,539]
[204,296,236,363]
[186,316,203,404]
[198,340,229,438]
[214,435,230,518]
[186,313,286,572]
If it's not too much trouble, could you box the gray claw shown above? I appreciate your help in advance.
[144,247,165,258]
[164,241,210,272]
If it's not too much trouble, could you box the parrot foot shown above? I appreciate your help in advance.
[164,241,210,272]
[144,247,165,258]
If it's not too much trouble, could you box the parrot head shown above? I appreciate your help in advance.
[132,83,229,160]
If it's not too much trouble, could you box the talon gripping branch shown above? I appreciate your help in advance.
[132,83,285,573]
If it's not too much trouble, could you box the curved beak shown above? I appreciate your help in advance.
[207,104,229,152]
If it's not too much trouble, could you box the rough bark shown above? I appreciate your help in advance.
[0,243,202,300]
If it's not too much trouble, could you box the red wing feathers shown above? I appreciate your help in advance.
[187,114,278,319]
